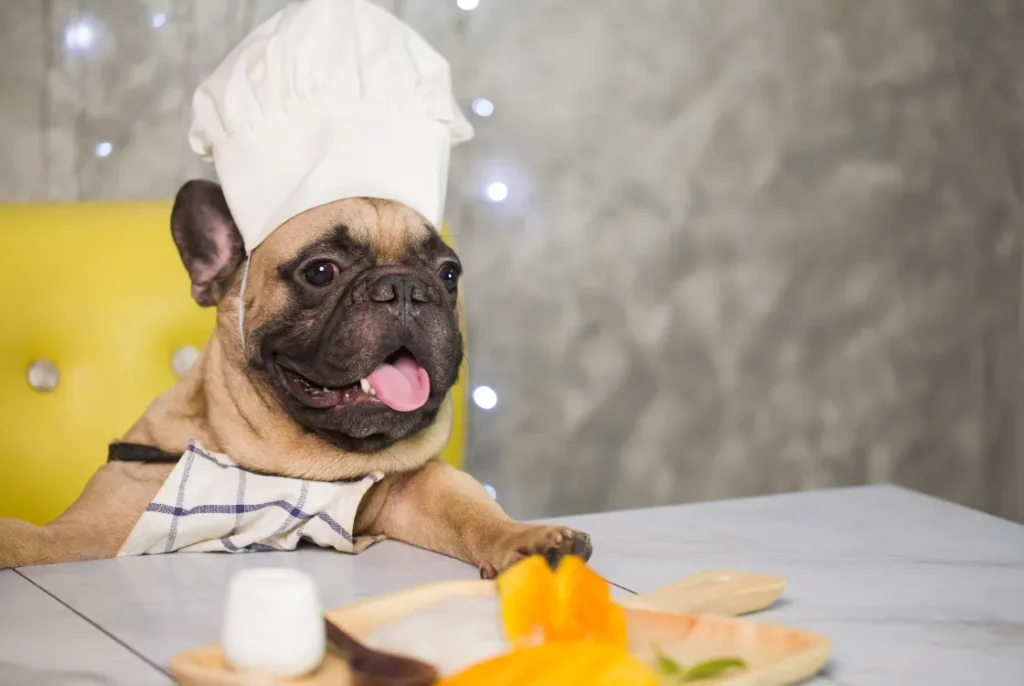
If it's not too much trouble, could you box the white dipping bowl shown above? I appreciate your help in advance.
[221,568,325,678]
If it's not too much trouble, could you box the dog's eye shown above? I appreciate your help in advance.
[439,263,461,288]
[302,260,339,287]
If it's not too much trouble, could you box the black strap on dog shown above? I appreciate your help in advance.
[106,441,379,483]
[107,442,181,464]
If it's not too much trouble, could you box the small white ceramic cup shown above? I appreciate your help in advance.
[221,568,326,678]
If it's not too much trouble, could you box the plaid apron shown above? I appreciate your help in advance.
[118,441,384,557]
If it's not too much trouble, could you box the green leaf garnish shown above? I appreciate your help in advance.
[682,658,748,681]
[650,646,747,682]
[654,647,684,677]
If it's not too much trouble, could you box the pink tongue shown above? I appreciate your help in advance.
[366,356,431,412]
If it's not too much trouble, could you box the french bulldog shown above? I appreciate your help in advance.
[0,180,591,575]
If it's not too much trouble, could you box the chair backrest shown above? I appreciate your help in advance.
[0,201,466,525]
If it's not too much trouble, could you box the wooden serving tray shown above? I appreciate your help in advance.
[170,571,829,685]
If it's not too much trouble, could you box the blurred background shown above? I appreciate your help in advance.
[1,0,1022,523]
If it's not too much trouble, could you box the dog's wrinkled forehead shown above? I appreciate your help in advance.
[258,197,434,264]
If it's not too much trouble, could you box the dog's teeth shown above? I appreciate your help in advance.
[369,387,376,396]
[360,378,371,394]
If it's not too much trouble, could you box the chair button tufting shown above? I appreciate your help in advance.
[27,359,60,393]
[172,345,200,378]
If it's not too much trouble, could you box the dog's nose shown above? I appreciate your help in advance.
[368,273,432,305]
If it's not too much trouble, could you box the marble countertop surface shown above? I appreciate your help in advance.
[2,485,1022,685]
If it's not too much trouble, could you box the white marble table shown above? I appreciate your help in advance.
[2,485,1022,685]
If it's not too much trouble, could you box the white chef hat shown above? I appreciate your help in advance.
[189,0,474,254]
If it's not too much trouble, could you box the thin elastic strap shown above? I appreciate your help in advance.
[238,254,252,347]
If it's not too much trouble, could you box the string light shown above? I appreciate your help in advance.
[471,98,494,117]
[64,18,97,52]
[473,385,498,410]
[486,182,508,203]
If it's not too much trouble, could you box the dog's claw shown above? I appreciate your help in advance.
[572,533,593,560]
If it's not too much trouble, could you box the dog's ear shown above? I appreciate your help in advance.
[170,180,245,307]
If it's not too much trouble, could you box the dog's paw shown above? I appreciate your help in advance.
[479,524,593,579]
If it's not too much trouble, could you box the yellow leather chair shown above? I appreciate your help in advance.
[0,201,466,525]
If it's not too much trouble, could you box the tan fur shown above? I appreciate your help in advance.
[0,462,173,566]
[0,197,589,571]
[355,459,591,577]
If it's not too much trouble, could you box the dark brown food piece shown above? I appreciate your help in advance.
[324,619,438,686]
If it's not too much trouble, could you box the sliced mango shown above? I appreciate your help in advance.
[495,554,558,648]
[551,555,627,648]
[497,555,627,649]
[438,642,658,686]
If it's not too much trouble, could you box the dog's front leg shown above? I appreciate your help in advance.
[0,461,171,569]
[355,459,592,578]
[0,518,62,568]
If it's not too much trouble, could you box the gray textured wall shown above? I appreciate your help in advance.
[1,0,1022,522]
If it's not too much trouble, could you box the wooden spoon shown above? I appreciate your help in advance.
[619,569,785,616]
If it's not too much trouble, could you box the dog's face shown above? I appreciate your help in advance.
[170,181,463,454]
